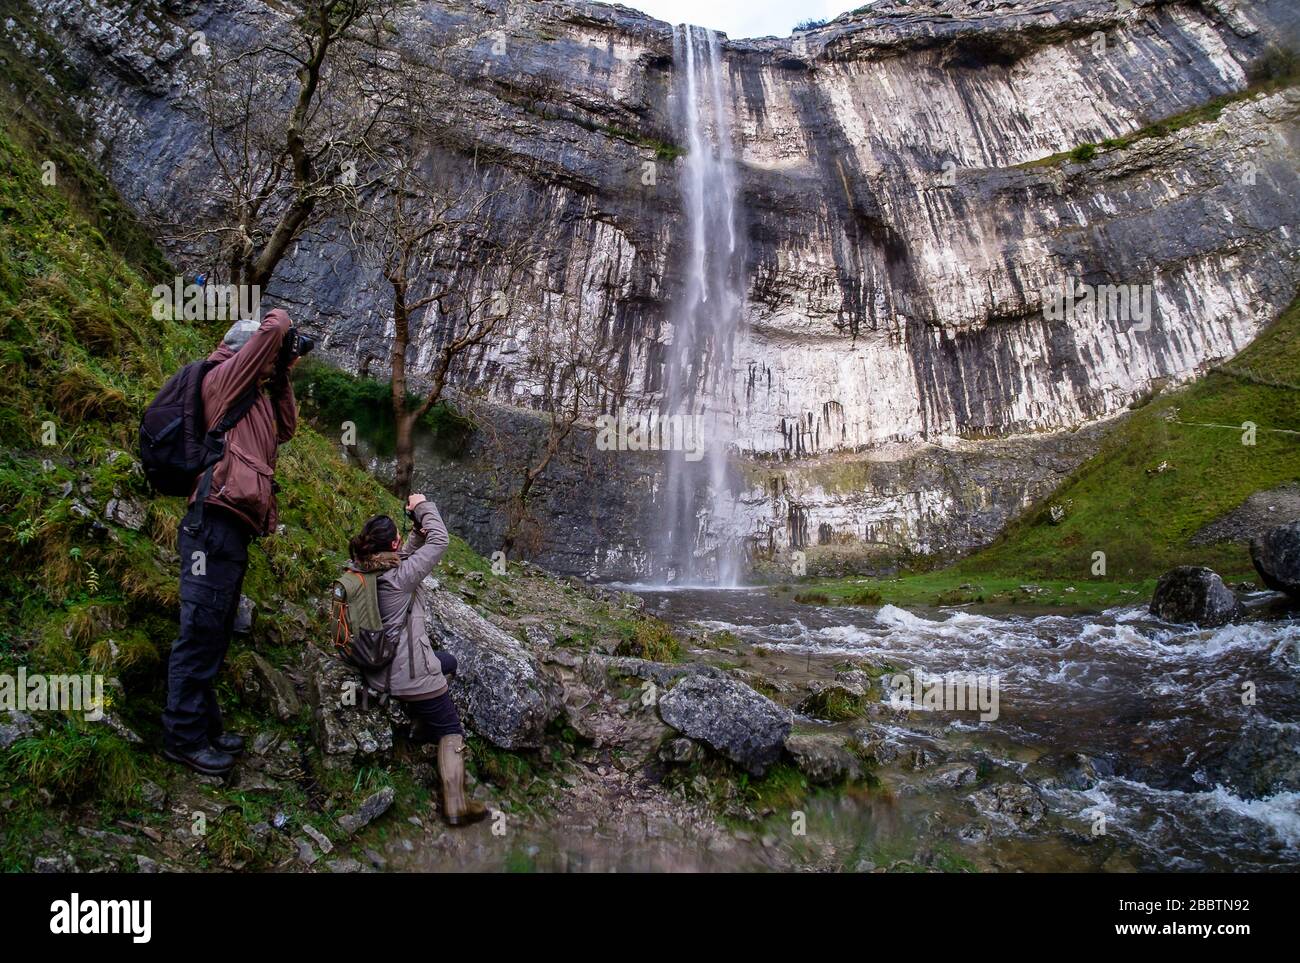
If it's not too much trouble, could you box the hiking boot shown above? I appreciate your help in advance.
[164,744,235,777]
[438,734,488,827]
[211,732,246,755]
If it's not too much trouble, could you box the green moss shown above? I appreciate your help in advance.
[613,617,681,662]
[801,685,871,721]
[3,721,139,807]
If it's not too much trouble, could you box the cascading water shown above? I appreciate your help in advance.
[657,24,745,586]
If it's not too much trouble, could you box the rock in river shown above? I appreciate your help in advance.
[1149,566,1242,627]
[1250,522,1300,600]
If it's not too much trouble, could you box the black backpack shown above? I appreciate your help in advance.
[139,360,258,497]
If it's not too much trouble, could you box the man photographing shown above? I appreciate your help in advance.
[160,308,310,776]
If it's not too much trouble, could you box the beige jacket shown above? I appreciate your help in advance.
[354,500,451,699]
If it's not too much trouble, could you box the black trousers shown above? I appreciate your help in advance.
[403,652,464,740]
[163,506,252,752]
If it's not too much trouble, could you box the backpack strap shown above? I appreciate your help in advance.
[184,385,261,533]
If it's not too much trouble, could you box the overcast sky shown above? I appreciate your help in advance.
[625,0,863,39]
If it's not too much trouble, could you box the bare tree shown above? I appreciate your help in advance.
[344,122,537,498]
[172,0,407,292]
[500,309,623,558]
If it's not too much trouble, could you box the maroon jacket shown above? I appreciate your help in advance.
[189,308,298,535]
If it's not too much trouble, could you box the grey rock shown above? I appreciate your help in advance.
[104,497,146,531]
[1250,522,1300,599]
[305,650,396,764]
[930,762,979,790]
[327,857,365,873]
[301,823,333,854]
[657,673,792,775]
[34,854,77,872]
[240,651,302,721]
[29,0,1300,583]
[232,595,256,635]
[1149,566,1243,626]
[0,710,38,749]
[424,581,562,749]
[784,730,864,784]
[338,786,396,835]
[968,783,1046,831]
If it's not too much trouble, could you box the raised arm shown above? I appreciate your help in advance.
[389,498,450,593]
[204,309,292,415]
[269,368,298,444]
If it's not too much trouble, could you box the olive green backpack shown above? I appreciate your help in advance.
[330,571,407,674]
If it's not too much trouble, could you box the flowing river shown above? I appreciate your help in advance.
[634,587,1300,872]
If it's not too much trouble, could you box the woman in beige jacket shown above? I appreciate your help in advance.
[346,494,487,827]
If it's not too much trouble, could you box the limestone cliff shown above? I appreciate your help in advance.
[9,0,1299,577]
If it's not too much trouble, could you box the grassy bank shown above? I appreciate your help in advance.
[785,291,1300,612]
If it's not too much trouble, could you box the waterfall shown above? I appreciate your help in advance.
[656,25,744,585]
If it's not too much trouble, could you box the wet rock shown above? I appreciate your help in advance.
[305,650,397,765]
[1149,566,1242,626]
[1205,723,1300,800]
[424,581,563,749]
[1032,751,1112,791]
[657,673,792,776]
[239,652,302,722]
[784,730,863,784]
[1250,522,1300,599]
[929,762,979,790]
[968,783,1046,831]
[583,655,718,689]
[338,787,395,836]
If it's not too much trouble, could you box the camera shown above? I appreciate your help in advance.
[278,326,315,369]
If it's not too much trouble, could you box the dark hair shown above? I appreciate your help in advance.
[350,514,398,561]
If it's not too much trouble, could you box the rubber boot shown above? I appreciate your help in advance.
[438,734,488,827]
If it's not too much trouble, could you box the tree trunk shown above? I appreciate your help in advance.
[393,411,417,501]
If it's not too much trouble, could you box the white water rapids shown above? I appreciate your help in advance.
[640,587,1300,871]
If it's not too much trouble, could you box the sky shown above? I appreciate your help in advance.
[624,0,862,39]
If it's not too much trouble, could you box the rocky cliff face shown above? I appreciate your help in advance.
[9,0,1300,577]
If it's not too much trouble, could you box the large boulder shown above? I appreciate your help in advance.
[423,579,563,749]
[1149,566,1242,626]
[305,650,399,766]
[1250,522,1300,599]
[657,673,792,776]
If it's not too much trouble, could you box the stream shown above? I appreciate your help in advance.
[635,587,1300,872]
